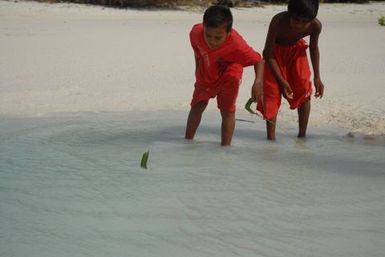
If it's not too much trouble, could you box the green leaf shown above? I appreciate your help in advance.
[245,98,256,114]
[140,150,149,169]
[379,16,385,26]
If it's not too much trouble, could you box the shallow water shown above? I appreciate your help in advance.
[0,111,384,257]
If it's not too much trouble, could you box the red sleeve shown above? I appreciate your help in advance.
[230,30,262,67]
[190,24,202,55]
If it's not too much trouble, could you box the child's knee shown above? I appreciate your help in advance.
[221,110,235,117]
[218,104,236,113]
[191,101,208,112]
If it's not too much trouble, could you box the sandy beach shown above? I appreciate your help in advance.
[1,1,385,257]
[1,0,385,136]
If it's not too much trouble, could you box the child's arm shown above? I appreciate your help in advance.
[229,29,264,102]
[263,15,293,99]
[251,60,264,102]
[309,20,324,98]
[190,26,200,77]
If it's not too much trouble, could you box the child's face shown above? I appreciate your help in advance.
[289,15,312,32]
[203,26,229,49]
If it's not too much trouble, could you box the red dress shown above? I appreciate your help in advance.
[257,39,312,119]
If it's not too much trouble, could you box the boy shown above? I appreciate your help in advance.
[256,0,325,140]
[185,5,264,146]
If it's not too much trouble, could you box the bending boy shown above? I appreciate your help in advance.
[185,5,264,146]
[257,0,325,140]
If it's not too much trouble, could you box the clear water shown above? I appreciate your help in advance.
[1,111,384,257]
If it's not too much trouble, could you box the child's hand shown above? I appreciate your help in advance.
[314,78,324,98]
[280,81,293,99]
[251,79,263,102]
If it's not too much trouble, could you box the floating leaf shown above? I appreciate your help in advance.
[379,16,385,26]
[140,150,149,169]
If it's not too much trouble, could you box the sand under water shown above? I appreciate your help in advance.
[1,111,384,256]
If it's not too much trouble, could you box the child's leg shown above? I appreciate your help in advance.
[220,110,235,146]
[286,40,312,138]
[216,64,242,146]
[185,101,208,140]
[257,63,282,140]
[266,116,277,140]
[297,99,310,138]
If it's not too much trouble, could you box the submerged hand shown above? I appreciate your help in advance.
[314,78,324,98]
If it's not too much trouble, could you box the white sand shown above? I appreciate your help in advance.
[1,0,385,136]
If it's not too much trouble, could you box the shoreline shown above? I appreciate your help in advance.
[1,109,384,146]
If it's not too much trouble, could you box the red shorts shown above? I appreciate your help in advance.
[257,40,312,120]
[191,64,243,113]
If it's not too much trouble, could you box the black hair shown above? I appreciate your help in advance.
[203,5,233,32]
[288,0,319,20]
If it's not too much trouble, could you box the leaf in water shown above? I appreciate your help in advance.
[379,16,385,26]
[140,150,149,169]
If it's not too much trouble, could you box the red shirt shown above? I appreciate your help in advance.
[190,23,262,86]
